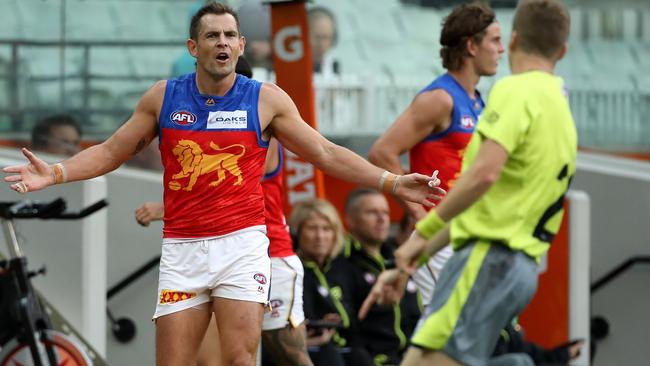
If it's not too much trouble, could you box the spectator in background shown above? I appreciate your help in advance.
[291,199,346,366]
[385,213,416,249]
[239,0,273,76]
[31,114,82,157]
[170,52,196,78]
[290,198,367,366]
[308,7,339,76]
[170,0,207,77]
[343,188,422,366]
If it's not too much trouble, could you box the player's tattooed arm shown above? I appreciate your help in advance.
[133,138,147,155]
[132,122,159,156]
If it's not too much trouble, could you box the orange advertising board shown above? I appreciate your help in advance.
[269,0,325,215]
[519,201,570,348]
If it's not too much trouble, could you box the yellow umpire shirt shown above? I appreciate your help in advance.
[451,70,578,262]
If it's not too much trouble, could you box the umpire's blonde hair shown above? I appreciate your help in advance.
[290,198,344,260]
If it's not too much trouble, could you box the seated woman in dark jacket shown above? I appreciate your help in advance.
[290,198,372,366]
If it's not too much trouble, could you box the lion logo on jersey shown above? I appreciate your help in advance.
[168,140,245,191]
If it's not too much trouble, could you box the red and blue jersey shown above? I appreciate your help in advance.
[158,73,268,238]
[262,146,295,258]
[409,73,484,193]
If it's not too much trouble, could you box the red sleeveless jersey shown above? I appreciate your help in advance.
[410,133,471,193]
[262,147,294,257]
[410,74,484,194]
[158,73,268,238]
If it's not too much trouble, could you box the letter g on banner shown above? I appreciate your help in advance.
[274,25,304,62]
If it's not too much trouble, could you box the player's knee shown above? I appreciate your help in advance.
[223,350,254,366]
[224,358,252,366]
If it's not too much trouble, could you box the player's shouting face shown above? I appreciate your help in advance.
[190,13,245,80]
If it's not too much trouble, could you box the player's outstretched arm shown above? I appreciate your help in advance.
[3,81,164,194]
[262,83,444,205]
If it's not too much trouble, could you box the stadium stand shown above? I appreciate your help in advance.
[0,0,648,149]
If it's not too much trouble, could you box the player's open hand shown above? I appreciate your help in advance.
[358,269,408,320]
[394,171,445,207]
[135,202,164,227]
[2,148,54,194]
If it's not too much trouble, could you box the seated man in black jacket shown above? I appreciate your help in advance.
[342,188,423,366]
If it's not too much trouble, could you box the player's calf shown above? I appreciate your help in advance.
[262,324,313,366]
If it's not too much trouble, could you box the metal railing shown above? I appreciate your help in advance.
[591,256,650,293]
[314,76,650,151]
[0,39,185,137]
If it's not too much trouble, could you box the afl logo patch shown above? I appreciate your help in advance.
[270,299,284,308]
[461,115,475,129]
[170,110,197,126]
[254,273,267,284]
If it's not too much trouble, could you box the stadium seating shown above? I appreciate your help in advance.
[0,1,646,151]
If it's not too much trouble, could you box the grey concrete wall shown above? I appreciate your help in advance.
[573,153,650,366]
[0,151,108,357]
[103,169,163,366]
[0,147,162,365]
